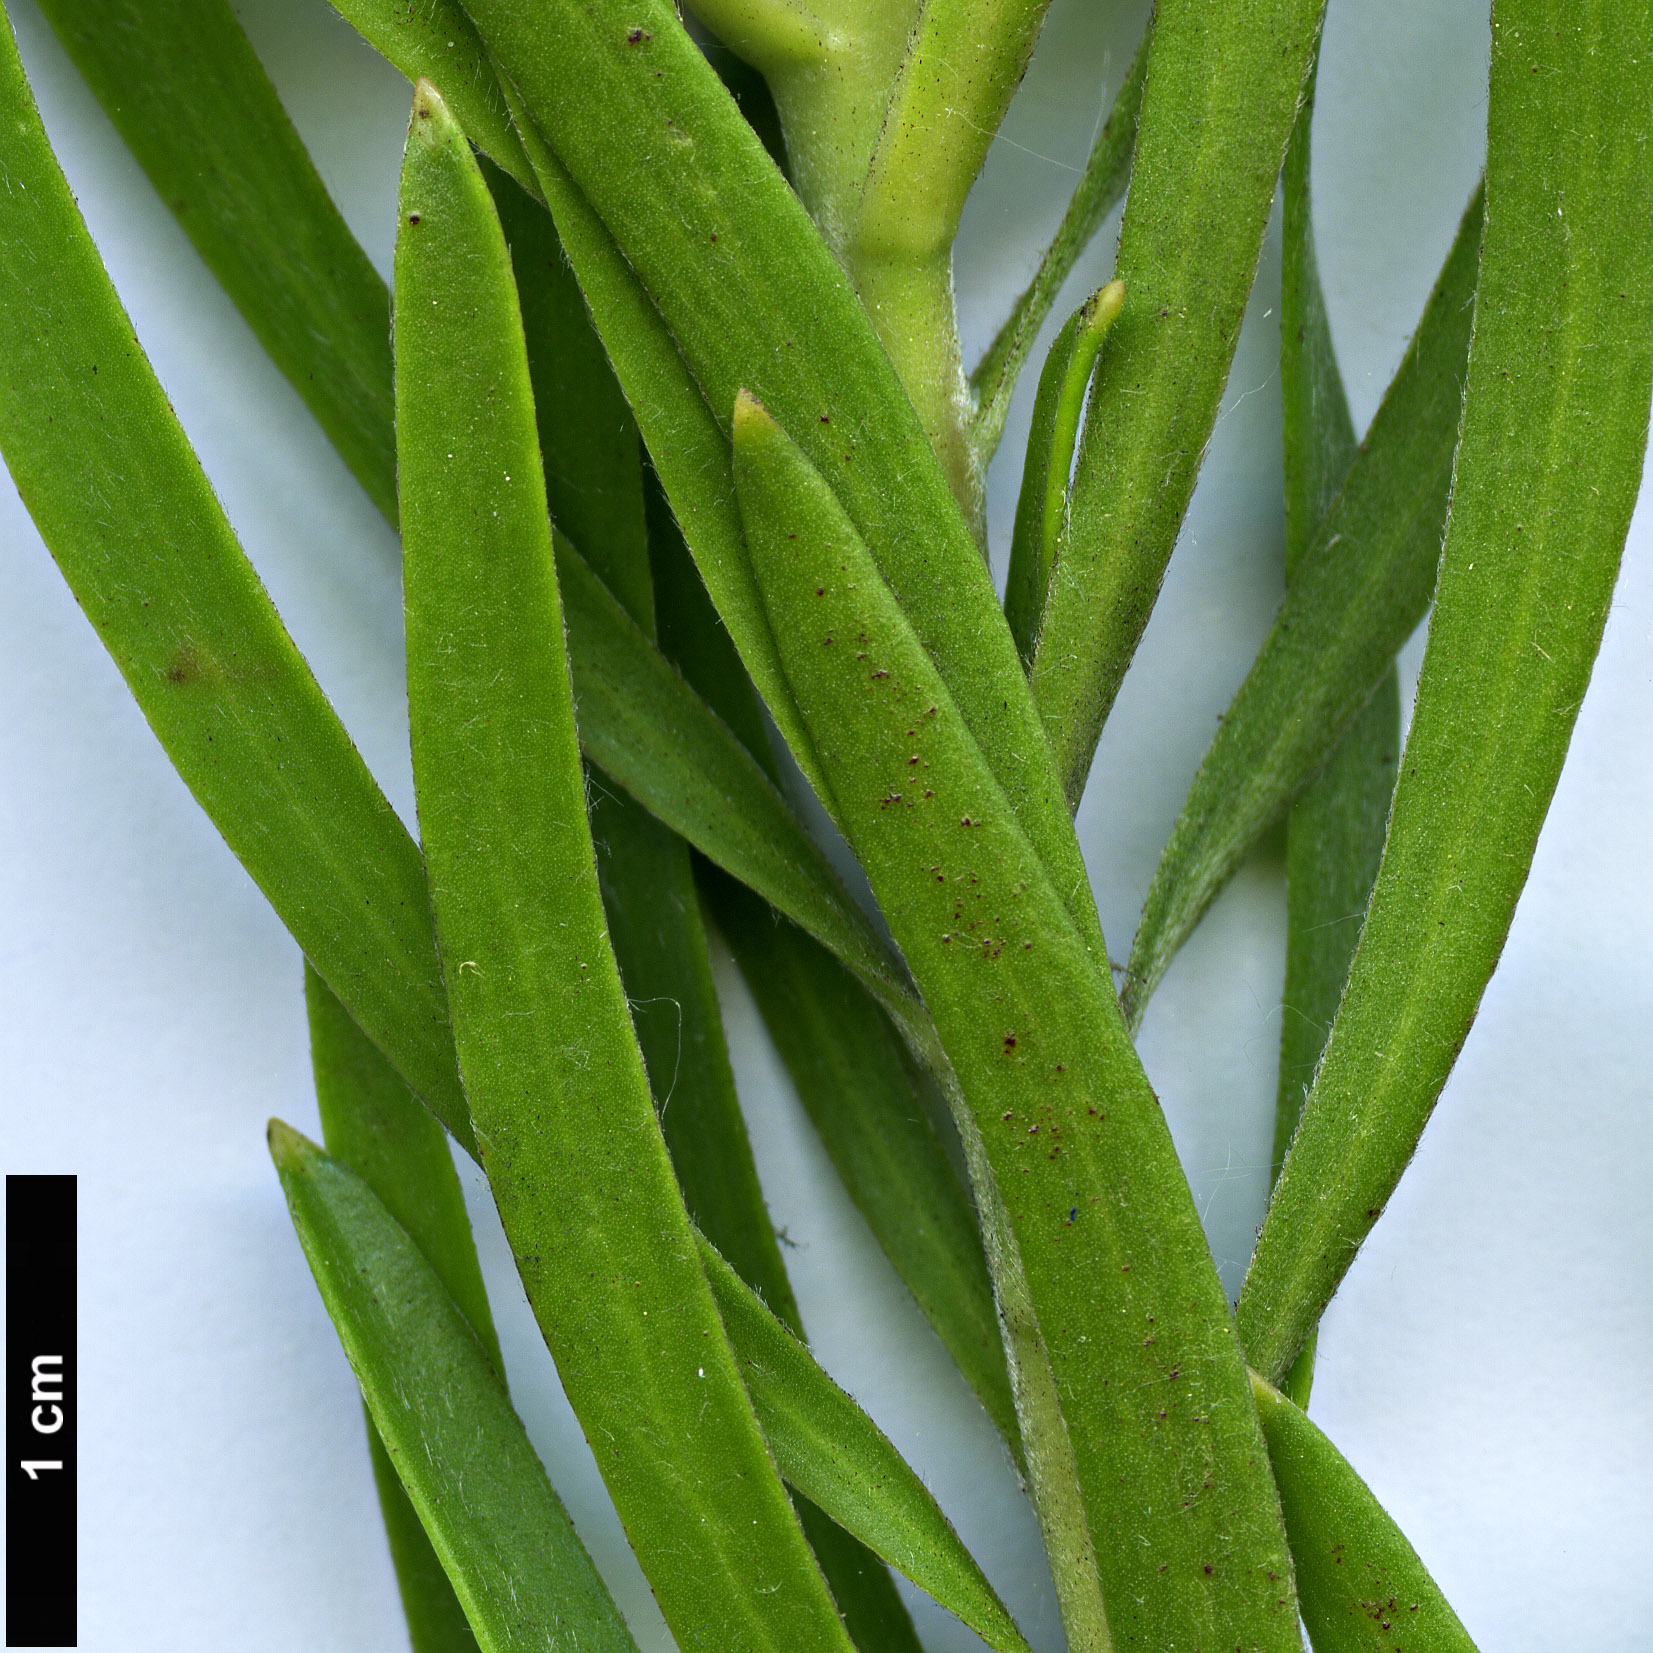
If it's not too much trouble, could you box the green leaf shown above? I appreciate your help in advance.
[1239,0,1653,1385]
[34,0,398,519]
[393,83,853,1653]
[476,1,1106,968]
[649,481,1020,1465]
[24,0,913,1115]
[269,1122,638,1653]
[703,865,1019,1459]
[304,967,495,1653]
[555,535,912,1013]
[1029,0,1328,807]
[1271,59,1399,1228]
[501,168,925,1646]
[0,12,472,1152]
[698,1235,1034,1653]
[1249,1374,1478,1652]
[970,23,1149,463]
[324,0,535,193]
[733,392,1298,1653]
[1004,281,1125,668]
[1123,184,1484,1025]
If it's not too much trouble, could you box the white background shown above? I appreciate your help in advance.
[1,0,1649,1647]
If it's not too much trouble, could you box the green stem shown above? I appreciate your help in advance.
[843,0,1056,528]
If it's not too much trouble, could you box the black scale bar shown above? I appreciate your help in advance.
[6,1176,76,1648]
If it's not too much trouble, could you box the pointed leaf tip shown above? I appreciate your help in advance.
[732,387,777,443]
[266,1116,313,1171]
[409,77,456,146]
[1085,278,1125,335]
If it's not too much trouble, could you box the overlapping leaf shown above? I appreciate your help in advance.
[1250,1374,1478,1651]
[393,83,854,1653]
[1124,186,1483,1025]
[1030,0,1328,806]
[270,1123,638,1653]
[0,10,472,1149]
[733,392,1298,1651]
[1240,0,1653,1384]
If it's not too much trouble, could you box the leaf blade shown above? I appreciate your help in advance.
[305,967,495,1653]
[479,1,1106,967]
[0,11,472,1150]
[1123,185,1484,1024]
[394,84,854,1653]
[1250,1374,1479,1652]
[35,0,399,519]
[1030,0,1328,806]
[698,1235,1034,1653]
[1239,0,1653,1383]
[734,393,1299,1652]
[269,1122,638,1653]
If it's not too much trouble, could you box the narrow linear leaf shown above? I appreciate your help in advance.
[734,393,1298,1652]
[305,968,494,1653]
[651,489,1019,1462]
[703,865,1019,1459]
[0,14,471,1151]
[1031,0,1328,807]
[269,1123,638,1653]
[28,0,911,1126]
[698,1235,1034,1653]
[35,0,398,519]
[556,537,911,1012]
[970,23,1149,462]
[326,0,534,192]
[1123,184,1484,1025]
[505,156,924,1650]
[305,967,497,1364]
[1250,1374,1478,1652]
[478,1,1107,969]
[1271,57,1399,1242]
[394,84,852,1653]
[1004,280,1125,667]
[1239,0,1653,1384]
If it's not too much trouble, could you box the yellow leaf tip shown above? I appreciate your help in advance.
[1084,278,1126,336]
[409,78,457,147]
[266,1116,313,1170]
[732,388,779,444]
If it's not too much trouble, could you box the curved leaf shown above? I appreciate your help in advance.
[305,969,494,1653]
[970,23,1149,462]
[556,536,911,1012]
[699,1235,1033,1653]
[733,392,1298,1652]
[1123,184,1483,1025]
[35,0,398,519]
[0,12,471,1150]
[1271,70,1400,1274]
[703,866,1018,1457]
[270,1123,638,1653]
[1004,281,1125,667]
[394,83,853,1653]
[474,0,1107,971]
[1239,0,1653,1383]
[1250,1374,1478,1652]
[1030,0,1327,806]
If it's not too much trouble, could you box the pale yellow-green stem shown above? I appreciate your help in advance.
[688,0,923,253]
[844,0,1055,534]
[691,0,1055,532]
